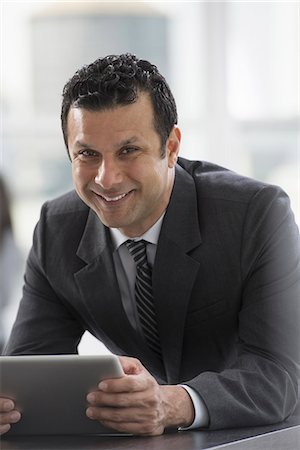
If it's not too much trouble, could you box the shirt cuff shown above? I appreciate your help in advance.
[178,384,210,430]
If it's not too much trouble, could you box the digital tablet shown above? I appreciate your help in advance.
[0,354,124,436]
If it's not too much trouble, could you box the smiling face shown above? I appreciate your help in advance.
[67,93,181,237]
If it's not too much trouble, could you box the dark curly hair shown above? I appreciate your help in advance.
[61,53,178,157]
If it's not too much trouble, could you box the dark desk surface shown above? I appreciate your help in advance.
[214,426,300,450]
[1,402,299,450]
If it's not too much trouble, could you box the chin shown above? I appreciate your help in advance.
[95,214,125,229]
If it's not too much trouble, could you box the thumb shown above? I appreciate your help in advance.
[118,356,144,375]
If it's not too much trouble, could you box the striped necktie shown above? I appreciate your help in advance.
[125,239,162,360]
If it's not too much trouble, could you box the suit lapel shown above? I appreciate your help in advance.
[74,212,136,353]
[153,165,202,383]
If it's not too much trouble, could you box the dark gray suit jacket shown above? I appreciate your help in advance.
[5,158,300,429]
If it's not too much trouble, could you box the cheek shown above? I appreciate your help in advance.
[127,159,169,196]
[140,171,168,204]
[71,167,82,190]
[152,163,169,189]
[72,165,92,186]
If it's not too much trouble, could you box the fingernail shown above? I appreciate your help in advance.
[3,400,14,411]
[10,411,21,423]
[98,381,107,391]
[86,408,94,419]
[0,424,11,434]
[87,393,95,403]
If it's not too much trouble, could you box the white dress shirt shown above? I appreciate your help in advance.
[109,217,209,429]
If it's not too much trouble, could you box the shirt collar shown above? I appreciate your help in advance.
[110,213,165,251]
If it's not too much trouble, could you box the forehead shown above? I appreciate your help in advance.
[66,93,160,150]
[69,93,154,130]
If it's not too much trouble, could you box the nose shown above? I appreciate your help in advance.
[94,158,122,190]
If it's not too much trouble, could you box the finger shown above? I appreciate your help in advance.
[96,418,163,436]
[86,406,163,430]
[0,424,11,435]
[98,371,156,394]
[87,390,138,408]
[87,388,157,408]
[0,408,21,435]
[0,399,15,413]
[0,410,22,426]
[87,406,146,423]
[118,356,144,375]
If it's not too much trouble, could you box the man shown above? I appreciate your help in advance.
[0,53,299,436]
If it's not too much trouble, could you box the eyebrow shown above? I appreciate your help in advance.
[74,141,95,150]
[117,136,139,147]
[74,136,140,151]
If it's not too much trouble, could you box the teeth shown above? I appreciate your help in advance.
[101,193,128,202]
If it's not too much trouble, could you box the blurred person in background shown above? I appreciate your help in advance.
[0,176,22,354]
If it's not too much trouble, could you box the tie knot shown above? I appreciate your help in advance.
[125,239,148,267]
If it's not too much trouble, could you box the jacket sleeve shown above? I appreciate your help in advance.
[186,185,300,429]
[4,202,85,356]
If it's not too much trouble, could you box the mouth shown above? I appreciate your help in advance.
[93,190,134,204]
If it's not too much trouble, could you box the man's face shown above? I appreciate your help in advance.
[67,93,180,237]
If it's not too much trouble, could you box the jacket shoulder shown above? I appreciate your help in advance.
[177,157,284,203]
[37,190,90,246]
[42,190,89,216]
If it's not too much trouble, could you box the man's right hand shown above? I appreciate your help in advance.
[0,398,21,435]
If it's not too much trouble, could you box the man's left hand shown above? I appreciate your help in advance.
[86,356,194,435]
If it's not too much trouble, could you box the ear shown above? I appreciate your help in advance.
[167,126,181,168]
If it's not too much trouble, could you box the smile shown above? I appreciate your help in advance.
[93,190,133,203]
[101,193,128,202]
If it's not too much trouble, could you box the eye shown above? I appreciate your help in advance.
[120,147,138,156]
[79,149,98,158]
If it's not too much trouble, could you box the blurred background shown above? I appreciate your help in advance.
[1,1,299,354]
